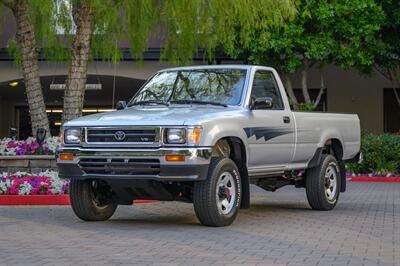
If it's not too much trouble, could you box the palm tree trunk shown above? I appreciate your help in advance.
[12,0,50,136]
[62,2,93,123]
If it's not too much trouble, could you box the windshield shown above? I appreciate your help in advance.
[129,69,247,106]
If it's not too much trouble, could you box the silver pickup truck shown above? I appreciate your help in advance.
[57,65,361,226]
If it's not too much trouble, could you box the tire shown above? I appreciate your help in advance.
[193,157,242,227]
[306,154,341,210]
[70,179,117,221]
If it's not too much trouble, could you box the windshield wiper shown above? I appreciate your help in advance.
[129,100,169,107]
[170,100,227,107]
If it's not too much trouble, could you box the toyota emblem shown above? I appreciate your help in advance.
[114,131,126,141]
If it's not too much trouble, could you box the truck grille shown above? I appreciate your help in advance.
[79,158,160,175]
[86,128,158,143]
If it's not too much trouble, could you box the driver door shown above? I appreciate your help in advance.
[246,70,295,174]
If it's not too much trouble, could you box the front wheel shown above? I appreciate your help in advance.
[70,179,117,221]
[306,154,341,210]
[193,158,242,227]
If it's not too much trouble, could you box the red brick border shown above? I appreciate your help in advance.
[0,195,70,206]
[348,176,400,182]
[0,195,158,206]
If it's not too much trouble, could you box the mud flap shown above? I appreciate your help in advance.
[339,160,346,192]
[240,168,250,209]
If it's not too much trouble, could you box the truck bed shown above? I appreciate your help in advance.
[292,111,360,166]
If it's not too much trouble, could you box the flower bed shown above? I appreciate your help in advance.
[0,137,60,156]
[0,170,68,195]
[0,171,161,205]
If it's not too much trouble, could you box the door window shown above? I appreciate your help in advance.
[251,71,284,110]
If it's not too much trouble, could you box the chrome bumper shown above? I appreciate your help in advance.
[56,146,213,181]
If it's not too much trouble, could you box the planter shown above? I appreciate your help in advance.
[0,155,57,174]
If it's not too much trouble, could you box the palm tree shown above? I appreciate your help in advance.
[1,0,50,136]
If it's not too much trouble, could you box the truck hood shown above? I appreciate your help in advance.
[63,105,244,127]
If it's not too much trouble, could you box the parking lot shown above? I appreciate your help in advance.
[0,182,399,266]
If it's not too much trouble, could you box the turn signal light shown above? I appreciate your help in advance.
[59,153,74,161]
[188,128,201,144]
[165,155,185,162]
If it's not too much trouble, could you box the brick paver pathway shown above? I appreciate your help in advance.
[0,182,399,266]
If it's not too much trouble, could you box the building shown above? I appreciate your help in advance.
[0,14,399,139]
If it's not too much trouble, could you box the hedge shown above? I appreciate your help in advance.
[347,134,400,175]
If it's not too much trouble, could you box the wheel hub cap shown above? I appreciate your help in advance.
[325,164,337,202]
[216,171,236,215]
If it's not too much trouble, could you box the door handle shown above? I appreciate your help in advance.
[283,116,290,123]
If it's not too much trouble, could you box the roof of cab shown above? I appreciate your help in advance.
[158,64,254,72]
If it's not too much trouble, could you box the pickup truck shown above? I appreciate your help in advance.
[57,65,361,227]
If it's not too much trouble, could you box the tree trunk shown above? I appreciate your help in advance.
[313,71,326,110]
[390,74,400,107]
[387,68,400,108]
[62,2,94,123]
[284,75,298,110]
[301,70,311,104]
[12,0,50,137]
[391,70,400,107]
[394,88,400,107]
[374,64,400,107]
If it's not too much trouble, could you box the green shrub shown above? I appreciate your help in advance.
[347,134,400,175]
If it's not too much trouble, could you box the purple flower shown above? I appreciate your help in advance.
[16,147,27,156]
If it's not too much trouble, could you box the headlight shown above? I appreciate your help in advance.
[165,128,186,144]
[64,128,81,144]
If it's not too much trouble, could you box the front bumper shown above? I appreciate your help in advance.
[56,147,212,181]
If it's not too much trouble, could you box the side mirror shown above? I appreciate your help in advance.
[251,97,273,110]
[116,101,127,110]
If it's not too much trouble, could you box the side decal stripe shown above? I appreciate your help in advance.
[244,127,293,142]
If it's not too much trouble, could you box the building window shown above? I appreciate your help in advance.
[384,88,400,133]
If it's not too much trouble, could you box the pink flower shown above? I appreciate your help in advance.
[6,141,19,149]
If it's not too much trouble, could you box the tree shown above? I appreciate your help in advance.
[373,0,400,107]
[57,0,297,122]
[245,0,384,110]
[61,0,95,122]
[0,0,52,136]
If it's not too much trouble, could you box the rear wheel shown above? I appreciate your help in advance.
[193,158,241,227]
[306,154,341,210]
[70,179,117,221]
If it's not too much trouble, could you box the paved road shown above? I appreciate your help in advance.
[0,182,399,266]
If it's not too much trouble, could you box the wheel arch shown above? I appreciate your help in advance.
[325,138,344,160]
[212,136,250,209]
[308,138,346,193]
